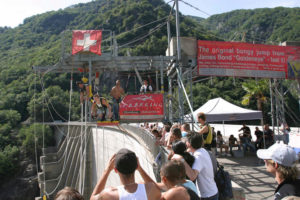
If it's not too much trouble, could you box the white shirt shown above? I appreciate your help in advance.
[117,184,148,200]
[192,148,218,198]
[140,84,152,93]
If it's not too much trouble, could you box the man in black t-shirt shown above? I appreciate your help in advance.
[239,124,255,153]
[254,127,264,149]
[263,124,274,148]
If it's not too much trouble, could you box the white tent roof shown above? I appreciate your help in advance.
[185,97,263,122]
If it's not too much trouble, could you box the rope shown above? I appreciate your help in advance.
[34,70,39,176]
[80,126,93,195]
[44,71,76,196]
[65,130,81,186]
[41,72,46,196]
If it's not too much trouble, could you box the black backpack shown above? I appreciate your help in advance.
[215,162,233,200]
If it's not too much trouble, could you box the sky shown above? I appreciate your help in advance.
[0,0,299,28]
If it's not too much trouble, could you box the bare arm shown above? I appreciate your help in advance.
[183,160,198,181]
[166,133,172,148]
[137,158,155,183]
[120,88,125,96]
[110,87,114,97]
[198,125,208,135]
[90,154,116,200]
[172,155,198,181]
[156,182,168,191]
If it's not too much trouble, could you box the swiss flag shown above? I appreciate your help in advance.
[72,30,102,55]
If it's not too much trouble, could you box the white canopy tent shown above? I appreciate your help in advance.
[185,97,263,122]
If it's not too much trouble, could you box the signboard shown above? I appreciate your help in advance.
[197,40,291,78]
[286,46,300,79]
[120,94,164,121]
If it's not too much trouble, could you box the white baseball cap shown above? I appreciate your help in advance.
[257,142,298,167]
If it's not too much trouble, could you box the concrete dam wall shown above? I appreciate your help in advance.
[37,123,162,200]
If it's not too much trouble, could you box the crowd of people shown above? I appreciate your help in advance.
[142,119,281,158]
[52,113,299,200]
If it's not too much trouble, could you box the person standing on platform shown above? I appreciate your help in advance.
[110,80,125,121]
[239,124,251,135]
[280,123,291,145]
[140,80,153,94]
[264,124,274,148]
[254,127,264,149]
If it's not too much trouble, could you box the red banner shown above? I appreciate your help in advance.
[120,94,164,121]
[72,30,102,55]
[286,46,300,79]
[197,40,291,78]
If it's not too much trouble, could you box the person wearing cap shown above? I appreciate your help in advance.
[90,148,161,200]
[257,143,300,200]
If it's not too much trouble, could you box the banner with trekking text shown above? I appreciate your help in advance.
[72,30,102,55]
[197,40,293,79]
[119,94,164,121]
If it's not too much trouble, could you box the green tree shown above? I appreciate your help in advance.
[18,124,54,158]
[0,110,21,127]
[0,145,20,181]
[241,79,268,122]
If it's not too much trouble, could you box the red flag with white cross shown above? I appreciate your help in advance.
[72,30,102,55]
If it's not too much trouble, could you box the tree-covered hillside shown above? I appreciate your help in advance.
[0,0,216,197]
[201,7,300,43]
[0,0,299,198]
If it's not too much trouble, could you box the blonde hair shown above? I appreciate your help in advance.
[277,164,299,181]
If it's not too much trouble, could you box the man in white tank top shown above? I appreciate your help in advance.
[90,148,161,200]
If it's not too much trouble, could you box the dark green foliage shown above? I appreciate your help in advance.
[27,85,81,122]
[0,145,20,181]
[201,7,300,43]
[0,110,21,127]
[18,124,54,158]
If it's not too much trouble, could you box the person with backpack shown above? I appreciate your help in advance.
[197,112,212,150]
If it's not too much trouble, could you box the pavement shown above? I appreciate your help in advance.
[217,153,276,200]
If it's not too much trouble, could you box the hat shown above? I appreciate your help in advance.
[257,143,298,167]
[114,148,137,174]
[81,77,88,83]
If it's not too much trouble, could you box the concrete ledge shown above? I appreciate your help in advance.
[232,181,246,200]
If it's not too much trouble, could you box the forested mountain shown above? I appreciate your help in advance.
[200,7,300,43]
[0,0,216,198]
[0,0,299,199]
